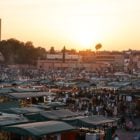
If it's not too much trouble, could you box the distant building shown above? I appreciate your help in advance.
[46,53,81,62]
[37,53,109,71]
[37,53,82,70]
[124,50,140,73]
[132,51,140,70]
[82,51,124,71]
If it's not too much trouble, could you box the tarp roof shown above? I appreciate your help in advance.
[39,79,50,84]
[3,121,75,137]
[0,101,19,111]
[114,72,131,77]
[40,109,79,120]
[79,116,116,126]
[76,82,91,88]
[46,102,66,108]
[63,115,118,127]
[98,81,131,90]
[107,81,131,89]
[11,88,39,93]
[31,104,51,110]
[0,88,39,94]
[9,107,43,114]
[0,88,13,94]
[0,112,29,127]
[5,92,54,99]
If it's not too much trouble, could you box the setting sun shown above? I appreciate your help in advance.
[52,15,106,50]
[68,16,103,50]
[72,30,101,50]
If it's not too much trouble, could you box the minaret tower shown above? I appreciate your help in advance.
[62,46,66,63]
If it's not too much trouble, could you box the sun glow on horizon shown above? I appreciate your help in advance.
[1,0,140,51]
[48,15,110,50]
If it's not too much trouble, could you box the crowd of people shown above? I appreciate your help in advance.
[0,64,139,139]
[0,65,48,82]
[53,88,138,129]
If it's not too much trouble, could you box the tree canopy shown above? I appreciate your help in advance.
[95,43,102,51]
[0,38,46,65]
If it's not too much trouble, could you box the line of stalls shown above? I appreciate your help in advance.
[0,108,119,140]
[0,89,119,140]
[0,90,58,109]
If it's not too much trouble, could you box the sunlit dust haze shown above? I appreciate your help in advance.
[0,0,140,51]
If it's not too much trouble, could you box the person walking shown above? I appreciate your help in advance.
[113,134,120,140]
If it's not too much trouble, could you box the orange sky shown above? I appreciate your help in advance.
[0,0,140,51]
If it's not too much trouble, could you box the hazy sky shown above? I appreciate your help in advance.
[0,0,140,51]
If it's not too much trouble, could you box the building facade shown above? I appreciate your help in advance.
[37,53,109,71]
[82,51,124,71]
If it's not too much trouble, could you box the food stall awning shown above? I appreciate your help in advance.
[0,112,29,127]
[5,92,55,99]
[9,107,43,114]
[40,109,79,120]
[0,88,13,94]
[11,88,39,93]
[79,116,116,127]
[3,121,75,137]
[63,115,118,127]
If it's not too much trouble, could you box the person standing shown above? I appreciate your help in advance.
[113,134,120,140]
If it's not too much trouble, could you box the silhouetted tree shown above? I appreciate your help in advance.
[95,43,102,51]
[0,38,46,65]
[70,49,77,54]
[66,49,77,54]
[36,47,46,59]
[49,46,55,54]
